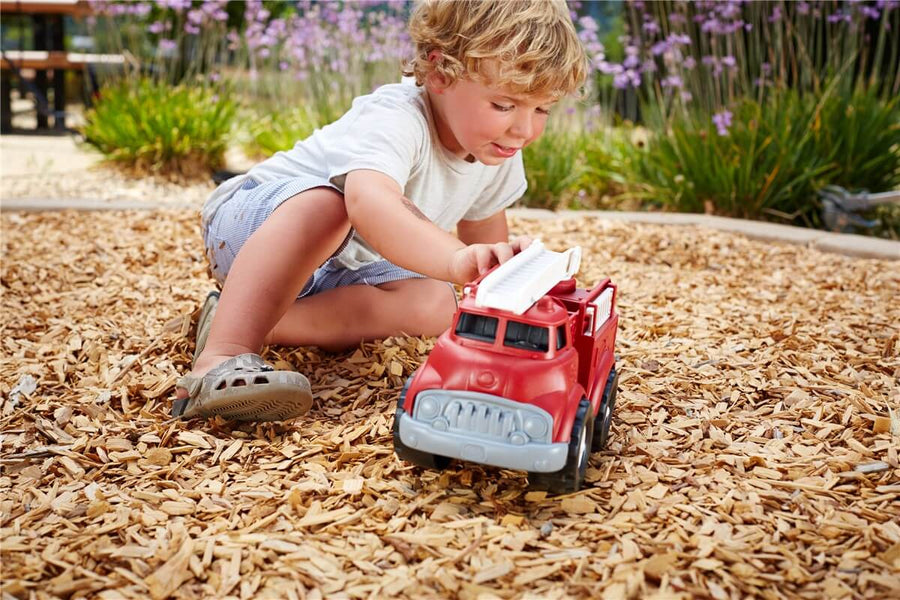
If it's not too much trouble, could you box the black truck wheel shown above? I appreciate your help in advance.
[392,375,451,470]
[592,366,619,452]
[528,398,594,494]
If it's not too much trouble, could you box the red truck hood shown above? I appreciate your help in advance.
[415,332,578,415]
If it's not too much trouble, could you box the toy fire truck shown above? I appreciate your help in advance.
[393,241,619,493]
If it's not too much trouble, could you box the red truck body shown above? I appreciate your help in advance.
[394,262,620,493]
[404,276,618,445]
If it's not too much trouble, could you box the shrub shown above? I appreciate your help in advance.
[623,81,900,228]
[814,87,900,194]
[522,128,587,210]
[82,78,236,179]
[243,105,323,158]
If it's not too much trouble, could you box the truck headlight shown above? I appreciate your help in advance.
[523,416,547,439]
[417,397,439,420]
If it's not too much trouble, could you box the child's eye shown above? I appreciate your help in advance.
[491,102,514,112]
[537,107,552,115]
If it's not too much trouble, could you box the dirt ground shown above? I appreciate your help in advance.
[1,209,898,600]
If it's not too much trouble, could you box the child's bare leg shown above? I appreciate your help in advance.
[265,278,457,351]
[187,188,350,386]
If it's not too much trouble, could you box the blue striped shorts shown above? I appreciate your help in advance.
[203,177,426,298]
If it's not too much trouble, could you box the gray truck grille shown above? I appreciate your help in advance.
[412,390,552,444]
[443,400,517,437]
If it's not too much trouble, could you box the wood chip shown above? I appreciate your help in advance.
[2,210,898,599]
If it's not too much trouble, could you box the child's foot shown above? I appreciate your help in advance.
[172,353,313,421]
[171,291,313,421]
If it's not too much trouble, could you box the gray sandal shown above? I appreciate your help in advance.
[172,353,313,421]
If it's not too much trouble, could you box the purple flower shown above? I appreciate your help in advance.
[651,40,670,56]
[860,6,880,19]
[579,16,599,32]
[827,11,852,23]
[797,1,810,14]
[768,6,783,23]
[712,110,733,136]
[662,75,683,88]
[158,0,191,11]
[148,21,165,34]
[613,69,641,89]
[642,19,661,35]
[158,38,177,52]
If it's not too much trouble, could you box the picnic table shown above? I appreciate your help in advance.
[0,0,123,132]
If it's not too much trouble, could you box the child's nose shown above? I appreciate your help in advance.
[508,112,534,141]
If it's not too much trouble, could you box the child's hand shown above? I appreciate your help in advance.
[449,235,532,284]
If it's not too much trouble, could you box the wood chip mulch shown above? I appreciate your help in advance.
[1,209,898,600]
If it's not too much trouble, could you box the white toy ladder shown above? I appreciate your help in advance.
[475,241,582,315]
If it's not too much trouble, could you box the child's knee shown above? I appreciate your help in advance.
[411,280,457,335]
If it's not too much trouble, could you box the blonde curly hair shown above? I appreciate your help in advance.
[404,0,588,99]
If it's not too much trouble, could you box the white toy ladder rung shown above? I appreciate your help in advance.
[475,241,582,315]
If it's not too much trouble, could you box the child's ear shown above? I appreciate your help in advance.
[426,51,450,93]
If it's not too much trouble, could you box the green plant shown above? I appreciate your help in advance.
[625,88,833,223]
[242,105,324,158]
[814,87,900,193]
[82,78,236,179]
[576,125,636,209]
[619,79,900,228]
[522,129,587,210]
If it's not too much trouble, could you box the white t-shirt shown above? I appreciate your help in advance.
[202,80,527,271]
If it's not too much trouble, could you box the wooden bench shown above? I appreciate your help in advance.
[1,50,125,71]
[0,0,122,132]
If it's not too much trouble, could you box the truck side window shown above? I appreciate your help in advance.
[504,320,550,352]
[455,312,498,343]
[556,325,567,350]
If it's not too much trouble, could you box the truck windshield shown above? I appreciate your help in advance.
[504,320,550,352]
[455,312,498,343]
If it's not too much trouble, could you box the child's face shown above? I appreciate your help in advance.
[428,70,555,166]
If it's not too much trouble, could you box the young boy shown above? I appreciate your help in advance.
[173,0,588,421]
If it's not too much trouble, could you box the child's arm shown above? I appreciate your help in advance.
[457,210,515,245]
[344,169,525,284]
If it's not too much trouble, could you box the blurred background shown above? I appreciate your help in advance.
[1,0,898,237]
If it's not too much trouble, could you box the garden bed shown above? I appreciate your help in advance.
[1,210,898,599]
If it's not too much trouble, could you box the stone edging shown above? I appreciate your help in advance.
[1,198,897,261]
[508,208,900,261]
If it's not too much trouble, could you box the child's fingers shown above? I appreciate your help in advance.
[510,235,533,253]
[475,245,495,274]
[492,242,515,265]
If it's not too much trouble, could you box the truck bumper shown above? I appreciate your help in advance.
[396,409,569,473]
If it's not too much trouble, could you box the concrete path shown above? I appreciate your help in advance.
[0,133,102,177]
